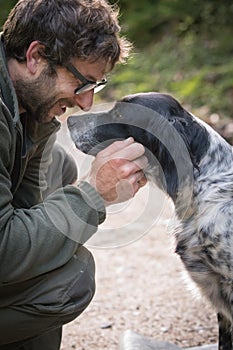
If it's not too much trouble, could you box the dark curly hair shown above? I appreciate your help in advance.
[3,0,131,68]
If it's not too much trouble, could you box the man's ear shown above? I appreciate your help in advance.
[26,41,46,75]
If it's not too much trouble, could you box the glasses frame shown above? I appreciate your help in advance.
[65,63,107,95]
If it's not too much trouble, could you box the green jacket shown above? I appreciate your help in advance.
[0,34,106,287]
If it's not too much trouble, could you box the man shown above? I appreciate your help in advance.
[0,0,147,349]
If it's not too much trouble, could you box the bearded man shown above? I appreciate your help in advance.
[0,1,147,349]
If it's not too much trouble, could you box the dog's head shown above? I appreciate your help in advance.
[67,92,209,200]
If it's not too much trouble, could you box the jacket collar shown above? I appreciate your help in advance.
[0,32,20,124]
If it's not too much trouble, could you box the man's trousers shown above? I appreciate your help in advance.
[0,144,96,350]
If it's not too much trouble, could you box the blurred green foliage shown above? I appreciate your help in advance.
[0,0,17,28]
[111,0,233,47]
[104,29,233,119]
[0,0,233,120]
[105,0,233,120]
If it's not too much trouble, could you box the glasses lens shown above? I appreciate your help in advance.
[74,83,96,95]
[65,63,107,95]
[75,78,107,95]
[93,81,107,94]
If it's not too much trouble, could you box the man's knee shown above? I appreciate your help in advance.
[0,247,95,345]
[60,246,96,322]
[36,245,96,323]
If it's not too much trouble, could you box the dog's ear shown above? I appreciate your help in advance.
[188,120,210,168]
[119,92,209,181]
[169,110,209,169]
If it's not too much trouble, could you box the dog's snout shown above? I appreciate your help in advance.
[67,116,78,128]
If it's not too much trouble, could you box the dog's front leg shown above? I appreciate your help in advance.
[218,313,232,350]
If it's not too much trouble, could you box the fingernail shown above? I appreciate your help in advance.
[125,137,134,143]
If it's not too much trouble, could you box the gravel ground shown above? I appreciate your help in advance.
[60,184,218,350]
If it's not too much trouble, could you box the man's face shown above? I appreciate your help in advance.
[14,59,109,123]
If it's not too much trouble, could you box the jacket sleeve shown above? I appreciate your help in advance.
[0,114,106,284]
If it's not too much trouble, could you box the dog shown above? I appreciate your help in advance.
[67,92,233,349]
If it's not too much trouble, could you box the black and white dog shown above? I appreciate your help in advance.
[68,92,233,349]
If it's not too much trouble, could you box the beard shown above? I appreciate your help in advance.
[14,66,59,123]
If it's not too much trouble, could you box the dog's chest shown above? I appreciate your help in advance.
[174,180,233,320]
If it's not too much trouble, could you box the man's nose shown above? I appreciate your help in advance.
[74,90,94,111]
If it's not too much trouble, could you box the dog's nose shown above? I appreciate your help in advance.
[67,115,89,131]
[67,114,98,139]
[67,113,101,132]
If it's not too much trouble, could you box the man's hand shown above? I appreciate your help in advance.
[81,137,148,205]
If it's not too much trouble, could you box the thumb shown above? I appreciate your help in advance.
[98,137,134,157]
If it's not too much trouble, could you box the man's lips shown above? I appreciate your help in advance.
[49,99,76,118]
[61,106,67,114]
[53,105,67,116]
[56,103,74,116]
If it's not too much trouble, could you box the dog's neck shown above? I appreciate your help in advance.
[148,124,233,222]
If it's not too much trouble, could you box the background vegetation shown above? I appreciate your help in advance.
[1,0,233,135]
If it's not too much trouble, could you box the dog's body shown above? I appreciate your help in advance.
[68,92,233,349]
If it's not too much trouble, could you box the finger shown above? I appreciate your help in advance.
[114,172,144,202]
[132,155,148,170]
[127,171,147,193]
[116,156,148,178]
[137,175,147,187]
[114,142,145,161]
[98,137,134,157]
[130,170,146,184]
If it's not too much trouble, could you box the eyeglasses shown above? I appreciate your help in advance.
[65,63,107,95]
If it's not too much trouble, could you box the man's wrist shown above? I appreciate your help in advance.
[77,180,106,224]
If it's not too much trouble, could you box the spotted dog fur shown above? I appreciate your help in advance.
[68,92,233,349]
